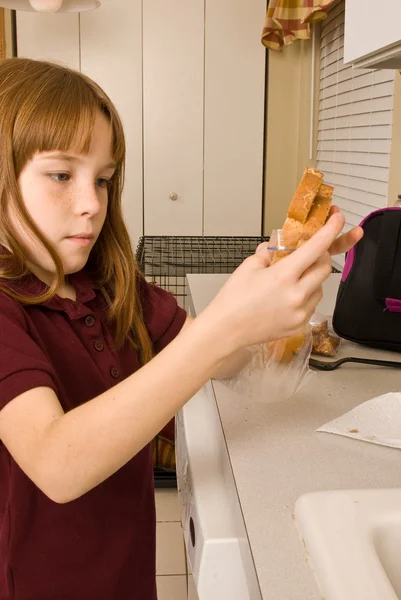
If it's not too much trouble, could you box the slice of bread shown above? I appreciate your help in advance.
[268,171,334,364]
[272,175,333,262]
[287,168,324,223]
[299,183,334,241]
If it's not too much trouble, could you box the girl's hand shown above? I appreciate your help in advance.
[327,205,363,256]
[203,212,357,353]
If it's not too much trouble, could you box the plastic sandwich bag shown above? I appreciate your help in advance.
[218,233,331,403]
[220,325,313,404]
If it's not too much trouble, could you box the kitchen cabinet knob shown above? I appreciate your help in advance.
[169,192,178,201]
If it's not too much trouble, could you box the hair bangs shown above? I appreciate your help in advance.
[13,77,99,175]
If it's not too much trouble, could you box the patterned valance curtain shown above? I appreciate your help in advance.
[262,0,335,51]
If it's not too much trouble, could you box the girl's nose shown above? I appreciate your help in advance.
[75,185,103,217]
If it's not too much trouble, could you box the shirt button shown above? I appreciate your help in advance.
[85,315,96,327]
[94,340,104,352]
[110,367,120,379]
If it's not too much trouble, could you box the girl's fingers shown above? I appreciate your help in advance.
[329,226,363,256]
[249,242,271,268]
[299,252,332,292]
[255,242,269,254]
[284,212,345,278]
[329,205,340,215]
[303,286,324,323]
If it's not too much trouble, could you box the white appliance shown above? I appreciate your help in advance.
[176,381,261,600]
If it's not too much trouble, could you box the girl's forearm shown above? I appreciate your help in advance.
[43,311,230,502]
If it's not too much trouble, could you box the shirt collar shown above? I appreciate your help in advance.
[0,245,100,314]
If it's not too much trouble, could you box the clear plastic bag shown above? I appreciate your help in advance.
[219,231,313,403]
[220,326,313,403]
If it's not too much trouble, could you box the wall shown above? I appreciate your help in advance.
[388,72,401,206]
[0,9,13,58]
[0,9,4,59]
[263,30,321,234]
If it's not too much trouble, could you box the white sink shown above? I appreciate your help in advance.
[294,489,401,600]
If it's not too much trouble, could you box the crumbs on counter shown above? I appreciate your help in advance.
[349,428,359,433]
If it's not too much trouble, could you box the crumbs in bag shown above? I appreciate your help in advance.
[311,320,340,357]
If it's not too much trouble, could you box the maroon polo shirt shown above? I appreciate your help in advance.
[0,268,186,600]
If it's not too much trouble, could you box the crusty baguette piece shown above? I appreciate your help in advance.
[271,249,292,264]
[273,181,334,261]
[287,168,323,223]
[263,331,306,364]
[282,217,303,235]
[282,183,333,238]
[300,183,333,240]
[268,173,334,363]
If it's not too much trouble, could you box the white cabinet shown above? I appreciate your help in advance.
[344,0,401,69]
[16,11,80,68]
[16,0,266,242]
[203,0,265,236]
[142,0,205,236]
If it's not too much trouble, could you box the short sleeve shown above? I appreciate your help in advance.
[139,279,187,353]
[0,293,57,411]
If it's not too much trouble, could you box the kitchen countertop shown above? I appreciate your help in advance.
[186,273,401,600]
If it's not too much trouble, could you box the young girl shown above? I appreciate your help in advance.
[0,57,361,600]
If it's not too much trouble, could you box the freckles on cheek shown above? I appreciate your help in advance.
[48,191,75,216]
[48,188,66,203]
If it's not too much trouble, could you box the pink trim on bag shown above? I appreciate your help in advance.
[386,298,401,313]
[341,207,401,282]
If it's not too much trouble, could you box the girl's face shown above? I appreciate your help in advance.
[14,111,116,283]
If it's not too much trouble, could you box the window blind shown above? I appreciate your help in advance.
[317,0,395,265]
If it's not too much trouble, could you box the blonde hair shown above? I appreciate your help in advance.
[0,57,153,365]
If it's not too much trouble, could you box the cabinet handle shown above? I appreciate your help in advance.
[169,192,178,201]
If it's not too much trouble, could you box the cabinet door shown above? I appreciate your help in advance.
[143,0,205,235]
[344,0,401,64]
[16,11,79,69]
[203,0,266,236]
[80,0,144,246]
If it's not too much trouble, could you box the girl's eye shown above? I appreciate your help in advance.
[96,178,110,189]
[47,173,111,188]
[49,172,70,183]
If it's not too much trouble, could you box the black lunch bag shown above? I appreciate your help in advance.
[332,207,401,352]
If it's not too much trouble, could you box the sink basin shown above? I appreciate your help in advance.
[373,516,401,598]
[294,489,401,600]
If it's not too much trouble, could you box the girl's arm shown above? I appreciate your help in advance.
[179,315,251,380]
